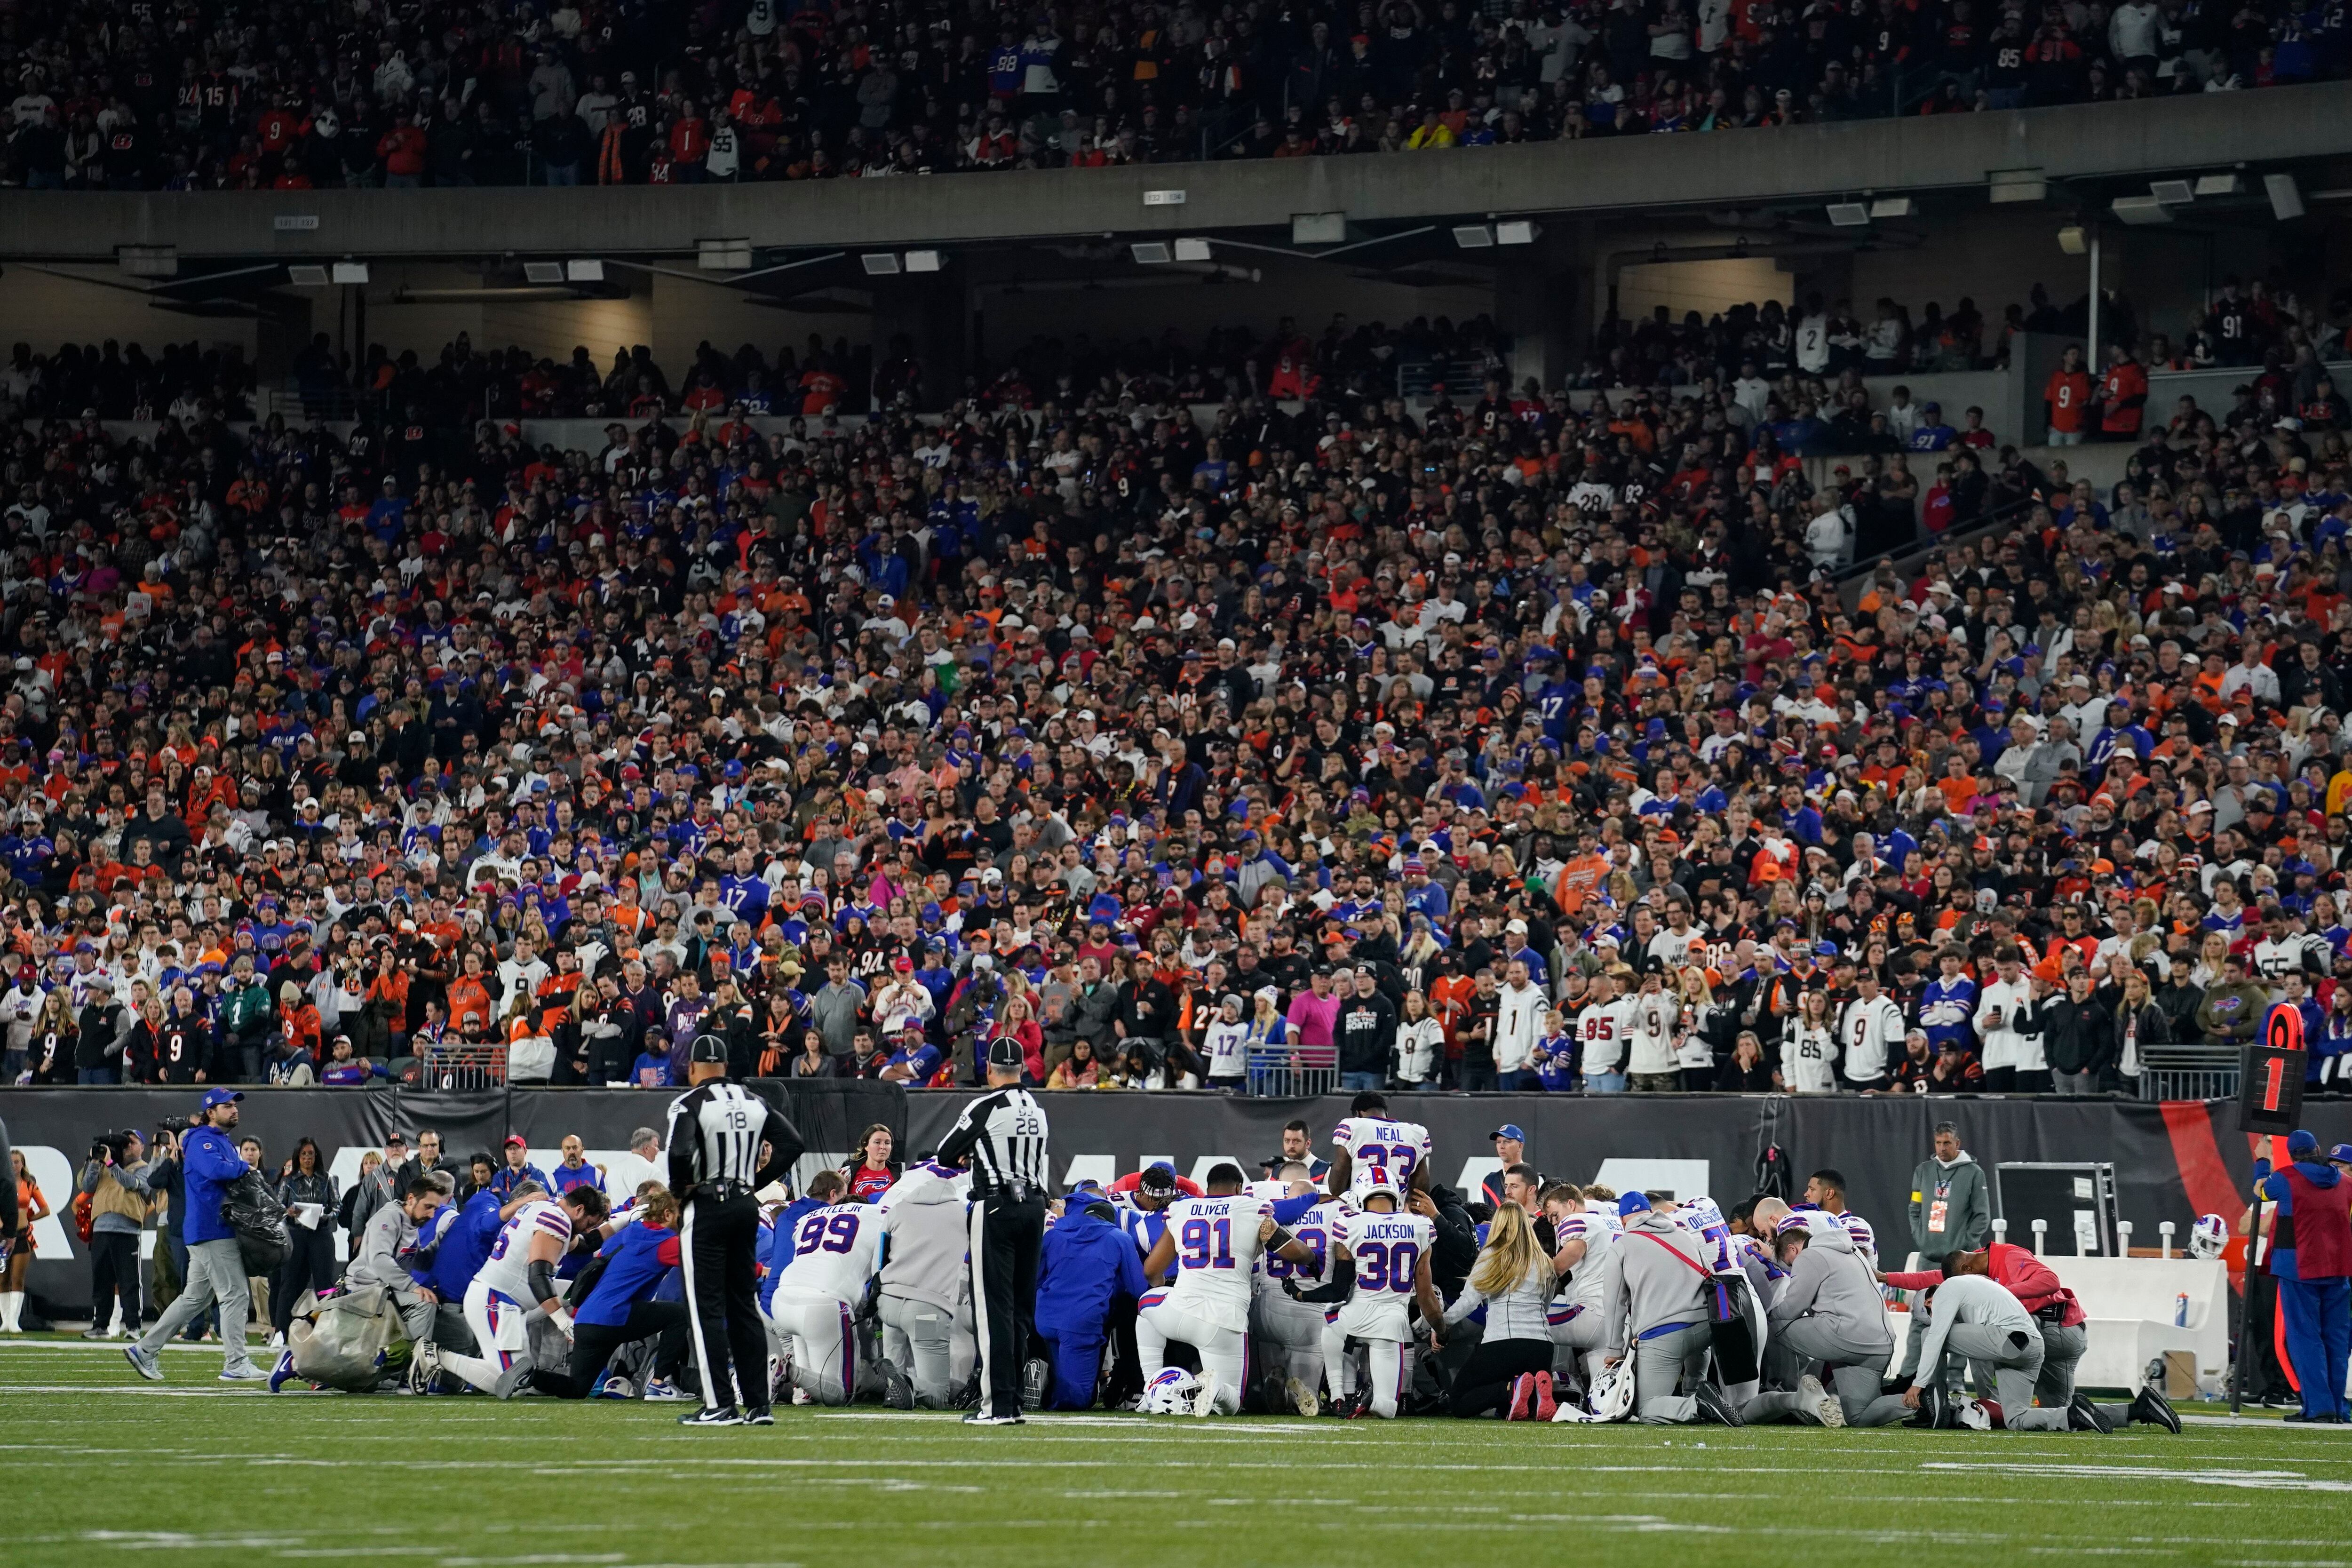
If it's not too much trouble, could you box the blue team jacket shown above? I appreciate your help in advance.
[1035,1210,1148,1342]
[181,1125,250,1244]
[578,1223,682,1328]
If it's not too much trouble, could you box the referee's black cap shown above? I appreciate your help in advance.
[689,1032,730,1064]
[985,1035,1026,1071]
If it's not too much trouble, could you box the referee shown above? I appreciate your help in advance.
[937,1036,1049,1426]
[666,1033,802,1428]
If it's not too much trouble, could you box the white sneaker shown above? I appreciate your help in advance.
[220,1365,269,1382]
[267,1332,286,1351]
[1800,1373,1845,1428]
[641,1377,688,1402]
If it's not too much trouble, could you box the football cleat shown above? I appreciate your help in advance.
[2067,1393,2115,1434]
[743,1406,775,1426]
[1529,1371,1557,1423]
[878,1359,916,1411]
[2128,1384,2181,1434]
[1800,1373,1845,1428]
[1286,1375,1320,1419]
[1506,1373,1537,1422]
[268,1351,299,1394]
[1692,1381,1745,1428]
[1192,1378,1220,1418]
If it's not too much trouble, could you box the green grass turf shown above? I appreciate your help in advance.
[6,1336,2351,1568]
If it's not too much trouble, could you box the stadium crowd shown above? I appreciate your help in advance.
[4,242,2352,1106]
[0,0,2343,189]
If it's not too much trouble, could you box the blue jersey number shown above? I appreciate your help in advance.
[796,1212,859,1256]
[1354,1240,1420,1293]
[1179,1216,1234,1271]
[1263,1227,1325,1280]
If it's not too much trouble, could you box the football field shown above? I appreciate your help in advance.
[7,1338,2350,1568]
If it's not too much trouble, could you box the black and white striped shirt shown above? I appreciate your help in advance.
[936,1088,1049,1197]
[665,1082,800,1194]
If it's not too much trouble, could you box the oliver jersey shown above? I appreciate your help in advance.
[1329,1208,1434,1299]
[1332,1117,1433,1197]
[1161,1194,1275,1332]
[773,1202,884,1303]
[475,1199,572,1303]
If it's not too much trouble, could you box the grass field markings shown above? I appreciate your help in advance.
[437,1555,628,1565]
[1921,1462,2352,1491]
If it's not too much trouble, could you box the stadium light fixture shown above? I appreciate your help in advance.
[2109,194,2172,225]
[2148,179,2194,206]
[904,250,943,273]
[697,238,753,271]
[1129,242,1172,264]
[118,245,177,279]
[1867,197,1913,219]
[2193,173,2242,198]
[2267,173,2305,220]
[2056,225,2088,255]
[524,262,565,284]
[1494,220,1536,245]
[331,261,371,285]
[1173,238,1212,263]
[1451,224,1495,248]
[1825,203,1871,228]
[566,259,605,282]
[1987,169,2048,204]
[860,253,903,276]
[1292,212,1347,245]
[286,264,330,287]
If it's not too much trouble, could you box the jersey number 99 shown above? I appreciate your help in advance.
[796,1212,859,1256]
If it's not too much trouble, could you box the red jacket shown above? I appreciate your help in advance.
[1885,1240,2083,1326]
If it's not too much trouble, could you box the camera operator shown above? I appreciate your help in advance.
[77,1130,155,1338]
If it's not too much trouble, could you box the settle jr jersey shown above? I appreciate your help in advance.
[773,1202,884,1302]
[1332,1117,1433,1197]
[1161,1194,1274,1332]
[475,1199,572,1302]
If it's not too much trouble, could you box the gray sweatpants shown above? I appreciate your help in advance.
[135,1238,258,1375]
[1630,1321,1711,1423]
[1550,1303,1607,1386]
[1750,1315,1902,1425]
[1891,1305,1970,1393]
[1947,1321,2067,1430]
[2034,1321,2128,1425]
[880,1292,957,1408]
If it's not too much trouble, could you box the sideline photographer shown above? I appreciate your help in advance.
[77,1130,154,1338]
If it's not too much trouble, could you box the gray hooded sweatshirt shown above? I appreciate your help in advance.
[1599,1209,1711,1356]
[1766,1220,1890,1347]
[877,1162,971,1312]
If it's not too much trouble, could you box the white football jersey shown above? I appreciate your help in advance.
[1257,1199,1340,1297]
[1162,1194,1274,1332]
[1556,1209,1621,1305]
[1782,1022,1839,1093]
[475,1199,572,1302]
[1332,1117,1433,1197]
[773,1202,884,1302]
[1576,997,1634,1074]
[1329,1208,1434,1300]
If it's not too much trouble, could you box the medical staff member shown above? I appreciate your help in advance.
[1033,1185,1146,1409]
[2252,1130,2352,1423]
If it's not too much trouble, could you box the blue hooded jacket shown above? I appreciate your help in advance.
[1035,1205,1147,1342]
[180,1125,250,1245]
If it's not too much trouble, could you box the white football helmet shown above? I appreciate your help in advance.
[1360,1167,1403,1207]
[2190,1213,2229,1259]
[1141,1368,1200,1414]
[1551,1361,1636,1423]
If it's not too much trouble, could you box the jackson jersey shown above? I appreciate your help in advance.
[1332,1117,1433,1197]
[773,1202,884,1302]
[1330,1209,1434,1301]
[1161,1194,1275,1332]
[475,1199,572,1303]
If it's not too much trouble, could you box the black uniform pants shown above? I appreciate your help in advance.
[89,1232,141,1332]
[273,1226,338,1336]
[1448,1337,1554,1417]
[682,1189,765,1413]
[970,1191,1045,1418]
[532,1301,691,1399]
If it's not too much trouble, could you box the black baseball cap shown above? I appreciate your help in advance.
[689,1033,730,1064]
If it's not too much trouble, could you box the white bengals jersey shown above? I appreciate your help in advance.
[475,1199,572,1302]
[1332,1117,1433,1197]
[1782,1022,1839,1093]
[1161,1194,1274,1332]
[1556,1209,1621,1305]
[1576,997,1634,1074]
[773,1202,884,1302]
